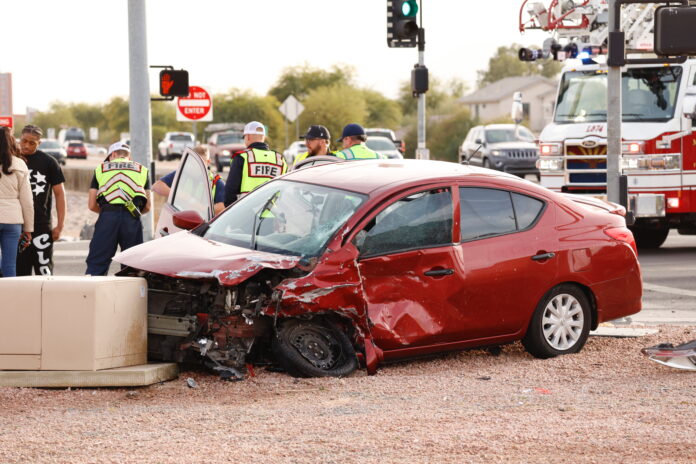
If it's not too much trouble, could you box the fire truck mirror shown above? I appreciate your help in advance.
[682,96,696,121]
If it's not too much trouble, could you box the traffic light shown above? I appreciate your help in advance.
[159,70,189,98]
[387,0,420,48]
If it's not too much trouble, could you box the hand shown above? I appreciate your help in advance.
[52,226,63,242]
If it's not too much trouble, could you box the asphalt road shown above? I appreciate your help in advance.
[53,230,696,324]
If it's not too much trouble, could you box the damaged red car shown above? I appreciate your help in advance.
[115,156,642,379]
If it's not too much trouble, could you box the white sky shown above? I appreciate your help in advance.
[1,0,548,113]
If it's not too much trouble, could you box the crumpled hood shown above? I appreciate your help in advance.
[114,230,300,286]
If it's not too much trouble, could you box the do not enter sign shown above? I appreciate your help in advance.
[176,86,213,122]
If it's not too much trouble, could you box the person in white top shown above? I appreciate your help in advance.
[0,126,34,277]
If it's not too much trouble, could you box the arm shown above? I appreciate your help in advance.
[141,190,152,214]
[52,183,66,241]
[18,169,34,234]
[88,188,100,213]
[152,179,171,198]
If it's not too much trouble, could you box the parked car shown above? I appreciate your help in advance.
[208,130,245,172]
[64,140,87,159]
[157,132,195,161]
[58,127,85,144]
[38,139,66,165]
[460,124,539,178]
[283,140,307,165]
[366,136,403,159]
[115,158,641,379]
[365,127,405,154]
[84,143,107,157]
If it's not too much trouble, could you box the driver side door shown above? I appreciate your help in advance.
[156,148,213,237]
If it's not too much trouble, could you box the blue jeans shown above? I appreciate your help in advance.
[0,223,22,277]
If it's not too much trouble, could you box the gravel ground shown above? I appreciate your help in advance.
[1,326,694,463]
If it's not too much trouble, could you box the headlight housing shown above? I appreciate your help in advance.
[536,157,564,171]
[221,149,231,156]
[621,153,680,171]
[539,143,562,155]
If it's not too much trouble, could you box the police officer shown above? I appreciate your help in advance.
[224,121,287,206]
[85,142,151,275]
[335,123,384,160]
[293,125,335,166]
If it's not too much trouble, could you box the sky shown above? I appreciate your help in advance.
[1,0,549,113]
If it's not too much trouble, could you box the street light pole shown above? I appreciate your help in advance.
[606,0,622,204]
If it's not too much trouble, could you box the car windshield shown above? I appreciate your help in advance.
[40,141,60,149]
[366,138,396,151]
[555,67,682,123]
[171,135,193,142]
[218,133,243,144]
[485,127,535,143]
[204,180,367,257]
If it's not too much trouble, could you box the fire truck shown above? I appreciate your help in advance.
[519,0,696,248]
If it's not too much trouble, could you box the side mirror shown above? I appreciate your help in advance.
[172,210,205,230]
[682,95,696,120]
[474,138,484,146]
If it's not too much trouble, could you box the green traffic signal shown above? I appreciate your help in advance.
[401,0,418,17]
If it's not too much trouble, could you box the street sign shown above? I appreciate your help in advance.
[89,127,99,141]
[279,95,304,123]
[177,86,213,122]
[0,116,13,128]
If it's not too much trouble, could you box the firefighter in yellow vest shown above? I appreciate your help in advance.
[224,121,287,206]
[86,141,151,275]
[335,123,385,160]
[292,125,337,167]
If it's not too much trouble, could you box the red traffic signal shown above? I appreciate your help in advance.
[159,70,189,97]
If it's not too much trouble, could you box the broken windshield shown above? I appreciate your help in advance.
[204,180,367,258]
[554,67,682,123]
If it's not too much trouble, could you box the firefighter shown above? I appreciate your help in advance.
[224,121,287,206]
[335,123,384,160]
[293,125,335,166]
[85,142,151,276]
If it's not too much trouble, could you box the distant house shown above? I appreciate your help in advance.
[460,75,558,132]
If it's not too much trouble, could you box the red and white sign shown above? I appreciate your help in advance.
[0,115,13,128]
[176,86,213,122]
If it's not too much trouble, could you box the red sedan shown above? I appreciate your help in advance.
[65,141,87,159]
[116,156,641,378]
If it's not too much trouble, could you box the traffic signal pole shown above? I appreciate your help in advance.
[128,0,154,240]
[606,0,621,205]
[416,27,429,160]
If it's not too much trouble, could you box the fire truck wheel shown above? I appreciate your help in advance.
[633,227,669,249]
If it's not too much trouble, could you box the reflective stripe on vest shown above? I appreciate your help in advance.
[337,144,381,160]
[240,148,287,193]
[95,158,149,205]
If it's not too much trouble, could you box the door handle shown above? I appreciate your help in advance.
[531,252,555,261]
[424,268,454,277]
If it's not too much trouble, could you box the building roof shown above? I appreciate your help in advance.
[460,75,556,104]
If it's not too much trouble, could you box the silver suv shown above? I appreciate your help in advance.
[157,132,195,161]
[459,124,539,178]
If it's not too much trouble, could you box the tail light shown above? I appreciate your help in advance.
[604,226,638,256]
[169,143,174,148]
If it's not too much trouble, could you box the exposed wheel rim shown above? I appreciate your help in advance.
[289,326,341,370]
[541,293,585,351]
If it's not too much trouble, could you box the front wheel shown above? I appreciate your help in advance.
[272,318,358,378]
[522,284,591,359]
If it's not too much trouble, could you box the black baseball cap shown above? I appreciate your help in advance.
[302,125,331,140]
[337,123,365,142]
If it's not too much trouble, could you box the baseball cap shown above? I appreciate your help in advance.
[338,123,366,142]
[107,141,130,157]
[302,125,331,140]
[243,121,266,136]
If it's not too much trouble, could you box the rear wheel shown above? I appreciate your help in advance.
[632,226,669,249]
[272,318,358,378]
[522,284,591,359]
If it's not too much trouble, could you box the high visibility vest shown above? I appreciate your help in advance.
[95,157,148,205]
[336,144,383,160]
[293,151,338,166]
[239,148,287,193]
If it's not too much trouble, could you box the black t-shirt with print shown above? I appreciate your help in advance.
[24,150,65,227]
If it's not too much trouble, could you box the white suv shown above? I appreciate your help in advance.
[157,132,195,161]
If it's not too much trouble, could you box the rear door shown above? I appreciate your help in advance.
[156,148,213,237]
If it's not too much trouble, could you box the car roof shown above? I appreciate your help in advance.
[283,159,546,196]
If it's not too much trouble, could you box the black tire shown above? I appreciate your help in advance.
[632,227,669,249]
[272,318,358,378]
[483,158,491,169]
[522,284,591,359]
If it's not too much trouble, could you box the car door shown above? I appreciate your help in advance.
[156,148,213,237]
[354,186,471,351]
[450,185,559,339]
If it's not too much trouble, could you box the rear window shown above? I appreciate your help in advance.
[366,138,396,151]
[68,142,84,147]
[171,134,194,142]
[218,133,243,144]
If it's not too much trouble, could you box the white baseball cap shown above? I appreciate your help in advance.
[108,141,131,155]
[243,121,266,136]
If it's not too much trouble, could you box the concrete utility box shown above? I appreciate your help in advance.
[0,276,148,371]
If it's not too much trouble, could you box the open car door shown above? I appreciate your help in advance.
[155,148,214,237]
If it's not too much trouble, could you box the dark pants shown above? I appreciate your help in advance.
[16,224,54,276]
[85,208,143,276]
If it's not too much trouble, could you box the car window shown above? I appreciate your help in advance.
[356,188,452,257]
[40,141,60,149]
[171,155,210,218]
[512,193,545,229]
[218,133,243,144]
[366,138,396,151]
[171,134,194,142]
[459,188,516,241]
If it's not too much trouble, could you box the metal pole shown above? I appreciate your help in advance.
[606,0,622,204]
[416,47,427,160]
[128,0,154,240]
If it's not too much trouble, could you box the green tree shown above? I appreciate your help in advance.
[477,44,562,88]
[269,64,354,103]
[361,89,402,129]
[212,89,284,147]
[397,76,468,116]
[31,102,79,135]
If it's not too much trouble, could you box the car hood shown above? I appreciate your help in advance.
[114,230,300,286]
[488,141,538,150]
